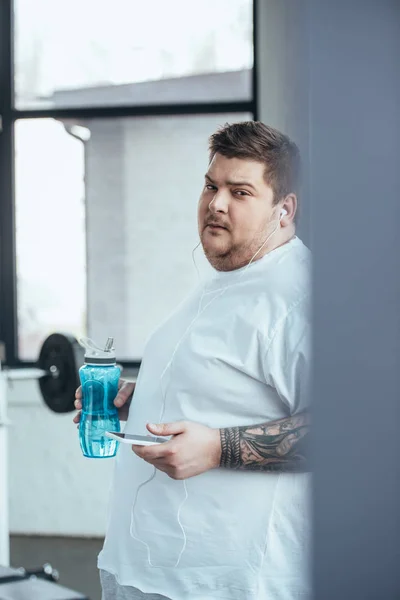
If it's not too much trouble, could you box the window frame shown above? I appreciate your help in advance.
[0,0,258,369]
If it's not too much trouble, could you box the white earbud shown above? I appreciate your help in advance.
[280,208,288,220]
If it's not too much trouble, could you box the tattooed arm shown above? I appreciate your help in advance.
[219,411,310,473]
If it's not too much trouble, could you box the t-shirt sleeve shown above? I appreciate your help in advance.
[262,297,311,415]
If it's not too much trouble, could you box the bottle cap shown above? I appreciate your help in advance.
[79,337,116,365]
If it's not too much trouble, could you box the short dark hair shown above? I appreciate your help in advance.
[208,121,301,205]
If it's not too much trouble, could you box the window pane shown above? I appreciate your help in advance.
[14,0,253,110]
[15,113,251,361]
[15,120,87,360]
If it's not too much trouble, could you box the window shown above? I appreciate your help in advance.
[0,0,255,366]
[14,0,253,109]
[14,119,86,360]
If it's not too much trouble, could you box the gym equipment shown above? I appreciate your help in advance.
[0,564,88,599]
[0,562,59,584]
[3,333,85,414]
[38,333,84,413]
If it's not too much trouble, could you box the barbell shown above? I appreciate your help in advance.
[4,333,85,414]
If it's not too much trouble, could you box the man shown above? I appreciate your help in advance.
[75,121,311,600]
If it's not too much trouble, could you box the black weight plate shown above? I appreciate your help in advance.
[37,333,85,413]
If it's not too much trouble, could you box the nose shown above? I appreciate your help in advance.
[208,190,229,214]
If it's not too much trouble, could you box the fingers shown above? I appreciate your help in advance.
[74,379,135,411]
[114,380,135,408]
[73,387,82,425]
[146,421,187,437]
[132,441,175,461]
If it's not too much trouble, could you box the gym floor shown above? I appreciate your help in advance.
[10,535,103,600]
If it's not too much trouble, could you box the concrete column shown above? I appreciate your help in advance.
[255,0,310,244]
[85,119,129,355]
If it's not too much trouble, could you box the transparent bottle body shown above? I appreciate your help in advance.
[78,363,121,458]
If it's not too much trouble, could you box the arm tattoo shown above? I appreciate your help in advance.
[219,411,310,473]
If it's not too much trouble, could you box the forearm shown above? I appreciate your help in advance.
[219,411,310,473]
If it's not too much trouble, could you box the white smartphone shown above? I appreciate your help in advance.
[105,431,169,446]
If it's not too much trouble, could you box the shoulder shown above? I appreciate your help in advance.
[254,238,311,338]
[267,238,311,304]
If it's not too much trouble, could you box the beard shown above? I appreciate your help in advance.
[201,228,272,272]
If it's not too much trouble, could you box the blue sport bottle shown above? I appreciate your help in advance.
[78,337,121,458]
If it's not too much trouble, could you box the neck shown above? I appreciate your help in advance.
[214,226,296,273]
[259,226,296,259]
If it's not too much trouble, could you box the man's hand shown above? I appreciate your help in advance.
[132,421,221,480]
[73,379,136,424]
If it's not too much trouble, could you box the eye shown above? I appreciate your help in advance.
[233,190,250,197]
[205,184,217,192]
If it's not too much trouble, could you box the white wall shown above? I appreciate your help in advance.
[7,379,114,537]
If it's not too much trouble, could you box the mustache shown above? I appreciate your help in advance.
[204,218,230,231]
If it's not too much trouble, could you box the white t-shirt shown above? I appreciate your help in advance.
[98,236,312,600]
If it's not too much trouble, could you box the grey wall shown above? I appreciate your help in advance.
[309,1,400,598]
[257,1,400,596]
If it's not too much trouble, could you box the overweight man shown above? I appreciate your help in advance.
[75,121,311,600]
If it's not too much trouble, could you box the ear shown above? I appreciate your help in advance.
[280,194,297,225]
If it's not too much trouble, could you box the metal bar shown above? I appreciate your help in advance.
[252,0,259,121]
[0,0,17,368]
[0,573,25,585]
[10,101,255,122]
[3,368,48,380]
[0,371,10,564]
[117,361,141,373]
[10,358,141,369]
